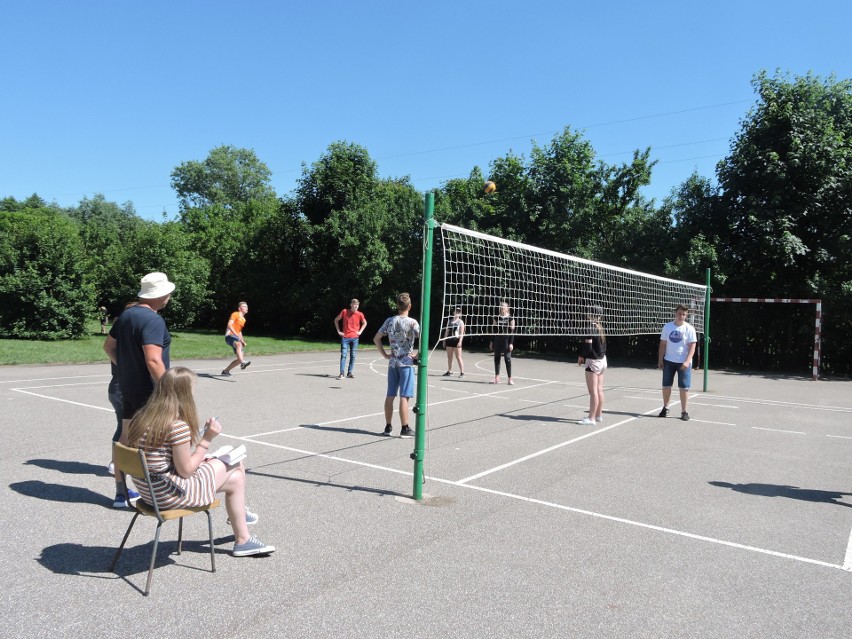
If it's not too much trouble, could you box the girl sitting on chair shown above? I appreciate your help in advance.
[126,366,274,557]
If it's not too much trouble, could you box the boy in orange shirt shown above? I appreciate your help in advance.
[221,301,251,376]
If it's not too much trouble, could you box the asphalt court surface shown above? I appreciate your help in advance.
[2,351,852,637]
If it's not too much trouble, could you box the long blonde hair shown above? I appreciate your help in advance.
[588,306,606,344]
[126,367,201,449]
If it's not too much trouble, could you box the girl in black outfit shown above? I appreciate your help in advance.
[490,301,516,385]
[577,305,607,425]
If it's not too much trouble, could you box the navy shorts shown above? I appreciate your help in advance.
[662,359,692,389]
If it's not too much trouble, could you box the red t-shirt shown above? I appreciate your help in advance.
[337,309,365,338]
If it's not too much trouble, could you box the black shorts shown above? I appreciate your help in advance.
[445,338,460,348]
[120,392,150,420]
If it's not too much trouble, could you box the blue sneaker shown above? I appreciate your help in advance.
[233,535,275,557]
[227,507,259,526]
[113,490,141,508]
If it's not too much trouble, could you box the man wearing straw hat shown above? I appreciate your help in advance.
[104,272,175,506]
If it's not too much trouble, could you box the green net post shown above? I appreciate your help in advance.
[413,192,436,500]
[703,268,711,392]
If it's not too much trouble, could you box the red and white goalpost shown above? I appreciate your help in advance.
[710,297,822,380]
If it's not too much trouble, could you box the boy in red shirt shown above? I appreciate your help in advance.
[334,299,367,380]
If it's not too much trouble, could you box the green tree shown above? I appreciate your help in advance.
[716,71,852,297]
[67,194,145,315]
[0,206,94,339]
[171,146,279,325]
[296,141,379,225]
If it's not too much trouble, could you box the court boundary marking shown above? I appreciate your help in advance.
[8,366,852,573]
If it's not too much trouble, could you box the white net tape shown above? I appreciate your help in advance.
[439,223,706,339]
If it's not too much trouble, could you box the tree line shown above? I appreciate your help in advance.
[1,71,850,376]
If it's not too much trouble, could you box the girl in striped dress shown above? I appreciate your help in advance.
[126,367,274,557]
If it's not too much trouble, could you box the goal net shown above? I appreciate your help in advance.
[438,223,707,340]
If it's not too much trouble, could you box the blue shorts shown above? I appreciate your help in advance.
[225,335,242,351]
[662,359,692,389]
[386,366,415,398]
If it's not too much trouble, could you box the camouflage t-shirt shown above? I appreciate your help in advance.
[378,315,420,368]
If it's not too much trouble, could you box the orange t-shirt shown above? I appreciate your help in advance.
[227,311,246,337]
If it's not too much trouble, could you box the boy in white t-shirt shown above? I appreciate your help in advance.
[658,304,698,421]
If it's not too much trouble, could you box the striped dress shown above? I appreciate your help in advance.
[136,420,217,509]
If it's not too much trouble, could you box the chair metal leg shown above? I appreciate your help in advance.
[144,522,163,596]
[177,516,184,555]
[110,512,140,572]
[206,510,216,572]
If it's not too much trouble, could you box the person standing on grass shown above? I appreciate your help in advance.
[103,272,174,508]
[334,298,367,380]
[374,292,420,438]
[577,305,607,425]
[658,304,698,422]
[490,301,515,385]
[442,306,465,378]
[221,301,251,377]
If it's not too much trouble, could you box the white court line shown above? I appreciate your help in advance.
[0,374,109,385]
[459,483,844,571]
[752,427,807,435]
[826,435,852,441]
[11,381,106,390]
[11,389,112,412]
[843,528,852,571]
[456,406,666,485]
[688,419,738,426]
[222,432,846,572]
[15,372,848,573]
[685,402,740,409]
[624,395,738,410]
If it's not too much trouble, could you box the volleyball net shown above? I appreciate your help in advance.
[438,223,707,340]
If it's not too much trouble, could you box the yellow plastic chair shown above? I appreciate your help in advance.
[110,442,219,595]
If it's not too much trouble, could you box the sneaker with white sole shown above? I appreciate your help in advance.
[577,417,596,425]
[221,370,232,377]
[240,360,252,370]
[227,507,259,526]
[489,377,500,384]
[107,462,115,476]
[232,535,275,557]
[399,426,415,438]
[595,416,603,423]
[113,489,141,508]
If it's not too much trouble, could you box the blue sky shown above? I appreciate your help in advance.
[2,1,850,220]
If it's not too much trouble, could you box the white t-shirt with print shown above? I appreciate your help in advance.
[660,320,697,363]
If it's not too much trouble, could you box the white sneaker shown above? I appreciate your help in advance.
[595,416,603,423]
[577,417,596,425]
[107,462,115,476]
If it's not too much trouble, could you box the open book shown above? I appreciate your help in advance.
[205,444,247,465]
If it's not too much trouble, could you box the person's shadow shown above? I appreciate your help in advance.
[24,459,111,477]
[709,481,852,507]
[10,480,113,507]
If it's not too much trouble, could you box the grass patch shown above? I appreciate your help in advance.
[0,325,343,366]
